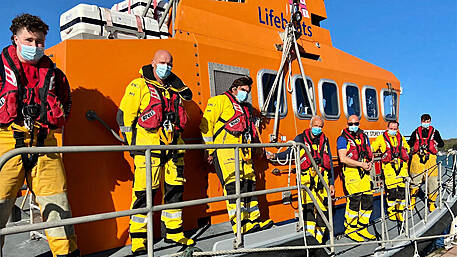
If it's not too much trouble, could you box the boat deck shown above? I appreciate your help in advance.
[3,167,456,257]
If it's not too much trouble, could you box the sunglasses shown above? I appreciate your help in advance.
[348,122,360,126]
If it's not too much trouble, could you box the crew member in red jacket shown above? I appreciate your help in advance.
[0,14,79,256]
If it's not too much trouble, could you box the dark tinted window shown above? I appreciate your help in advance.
[261,73,286,117]
[295,78,314,118]
[383,90,397,120]
[322,82,339,117]
[345,85,360,117]
[365,88,378,119]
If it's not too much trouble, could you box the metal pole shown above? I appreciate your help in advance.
[142,0,153,17]
[145,149,154,257]
[234,147,243,249]
[453,154,456,197]
[272,69,284,141]
[158,0,173,30]
[292,26,315,115]
[172,0,177,37]
[380,182,386,248]
[294,146,309,256]
[404,180,409,237]
[439,162,443,209]
[425,167,428,224]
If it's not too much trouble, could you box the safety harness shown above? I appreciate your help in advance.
[341,128,373,178]
[0,46,67,172]
[131,65,192,165]
[300,129,331,172]
[381,131,409,176]
[412,126,438,164]
[213,91,256,143]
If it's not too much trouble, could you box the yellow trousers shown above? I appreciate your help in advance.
[214,148,260,234]
[343,167,373,231]
[0,130,78,257]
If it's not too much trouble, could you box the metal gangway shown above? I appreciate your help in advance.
[0,143,456,257]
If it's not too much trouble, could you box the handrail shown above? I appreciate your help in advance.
[1,143,456,257]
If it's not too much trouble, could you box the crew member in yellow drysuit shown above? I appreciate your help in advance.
[337,115,375,242]
[0,14,79,256]
[117,50,194,255]
[200,76,273,235]
[408,114,444,212]
[267,115,335,244]
[371,121,410,222]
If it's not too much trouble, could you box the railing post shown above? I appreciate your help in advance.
[145,149,154,257]
[439,162,443,209]
[425,167,428,224]
[294,145,309,256]
[404,180,409,238]
[234,147,243,249]
[380,182,386,248]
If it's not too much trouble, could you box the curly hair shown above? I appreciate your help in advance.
[10,14,49,45]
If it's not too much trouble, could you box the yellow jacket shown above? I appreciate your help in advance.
[371,132,410,154]
[117,65,191,147]
[200,94,245,154]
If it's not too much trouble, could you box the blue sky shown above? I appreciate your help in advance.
[0,0,455,139]
[324,1,457,139]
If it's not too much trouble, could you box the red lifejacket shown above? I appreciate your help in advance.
[137,81,187,132]
[0,45,66,128]
[214,91,256,140]
[412,126,438,155]
[381,131,409,164]
[341,128,373,162]
[300,129,331,171]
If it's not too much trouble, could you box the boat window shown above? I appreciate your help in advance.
[208,62,250,99]
[363,86,379,121]
[343,83,361,118]
[257,69,287,118]
[292,76,315,119]
[382,89,398,121]
[318,80,340,119]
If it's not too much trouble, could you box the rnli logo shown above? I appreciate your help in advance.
[4,65,17,87]
[149,87,161,100]
[228,117,240,127]
[0,97,5,109]
[141,110,155,122]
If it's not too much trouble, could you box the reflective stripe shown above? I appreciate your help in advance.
[247,205,259,213]
[305,224,316,230]
[131,215,147,224]
[161,210,182,219]
[345,211,358,218]
[120,126,132,132]
[228,207,247,217]
[360,211,371,218]
[203,137,213,143]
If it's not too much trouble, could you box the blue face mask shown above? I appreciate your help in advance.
[155,63,172,79]
[421,122,430,129]
[388,130,397,136]
[20,44,44,63]
[311,127,322,136]
[348,125,359,133]
[236,90,248,102]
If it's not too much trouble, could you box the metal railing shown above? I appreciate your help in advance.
[0,142,335,257]
[0,144,456,257]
